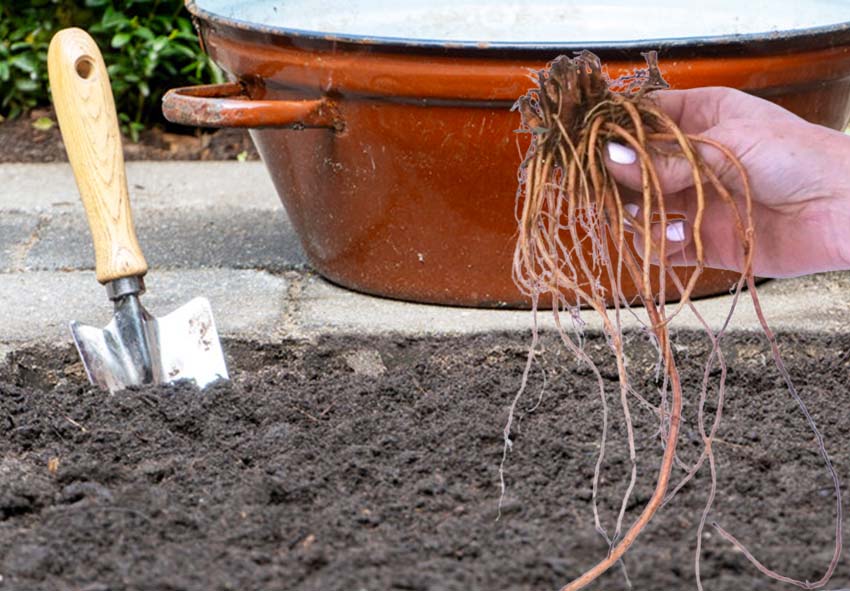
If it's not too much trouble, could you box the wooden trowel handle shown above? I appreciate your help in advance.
[48,28,147,284]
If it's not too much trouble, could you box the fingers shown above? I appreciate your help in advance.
[621,188,752,273]
[597,87,816,276]
[644,87,795,132]
[664,219,687,243]
[605,87,805,196]
[619,195,693,265]
[606,138,712,195]
[629,217,694,266]
[607,142,637,165]
[640,89,720,133]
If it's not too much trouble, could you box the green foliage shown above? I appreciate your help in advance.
[0,0,223,140]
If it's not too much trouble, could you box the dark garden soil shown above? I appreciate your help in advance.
[0,107,260,163]
[1,331,849,591]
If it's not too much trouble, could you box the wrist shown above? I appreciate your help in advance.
[832,200,850,271]
[819,126,850,272]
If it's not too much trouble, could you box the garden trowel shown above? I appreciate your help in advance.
[48,28,228,393]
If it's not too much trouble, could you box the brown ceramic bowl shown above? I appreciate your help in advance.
[164,1,850,307]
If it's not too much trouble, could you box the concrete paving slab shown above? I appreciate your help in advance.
[0,162,280,211]
[0,213,40,271]
[295,274,549,336]
[2,269,849,354]
[25,208,306,272]
[0,269,290,348]
[1,162,849,361]
[294,272,850,337]
[1,162,306,273]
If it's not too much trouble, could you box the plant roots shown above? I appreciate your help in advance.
[508,51,842,591]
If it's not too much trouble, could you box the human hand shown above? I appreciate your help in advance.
[604,87,850,278]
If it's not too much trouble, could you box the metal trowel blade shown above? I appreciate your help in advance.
[71,296,228,394]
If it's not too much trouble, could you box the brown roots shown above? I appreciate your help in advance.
[507,51,842,590]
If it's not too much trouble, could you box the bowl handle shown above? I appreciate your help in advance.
[162,82,342,130]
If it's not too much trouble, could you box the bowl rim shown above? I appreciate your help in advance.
[186,0,850,55]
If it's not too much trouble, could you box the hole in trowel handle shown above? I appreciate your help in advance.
[75,56,94,79]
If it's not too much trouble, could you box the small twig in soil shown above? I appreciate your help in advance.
[64,416,87,432]
[289,405,322,423]
[319,402,336,418]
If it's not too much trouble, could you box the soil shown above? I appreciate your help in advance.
[0,107,260,163]
[1,331,849,591]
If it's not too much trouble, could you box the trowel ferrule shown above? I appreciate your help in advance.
[106,276,146,301]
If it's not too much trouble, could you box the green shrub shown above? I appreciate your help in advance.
[0,0,222,139]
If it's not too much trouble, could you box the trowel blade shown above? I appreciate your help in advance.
[71,297,228,394]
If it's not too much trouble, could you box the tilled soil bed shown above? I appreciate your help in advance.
[1,331,848,591]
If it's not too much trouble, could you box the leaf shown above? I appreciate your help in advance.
[0,0,222,139]
[167,45,197,60]
[236,151,248,163]
[176,18,194,35]
[31,116,54,131]
[111,32,132,48]
[135,27,154,42]
[101,7,129,29]
[151,36,168,52]
[126,121,144,143]
[10,53,39,74]
[159,62,177,76]
[209,62,224,85]
[14,78,39,92]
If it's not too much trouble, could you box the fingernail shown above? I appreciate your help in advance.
[666,221,686,242]
[607,142,637,165]
[624,203,639,218]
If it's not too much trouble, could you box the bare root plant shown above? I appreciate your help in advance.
[505,51,842,591]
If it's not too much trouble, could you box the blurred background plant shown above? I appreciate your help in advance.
[0,0,222,141]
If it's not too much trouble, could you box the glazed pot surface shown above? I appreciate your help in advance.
[168,1,850,307]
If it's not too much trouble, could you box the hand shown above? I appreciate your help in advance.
[604,87,850,278]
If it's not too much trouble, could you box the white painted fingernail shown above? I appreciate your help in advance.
[624,203,639,218]
[666,221,686,242]
[607,142,637,165]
